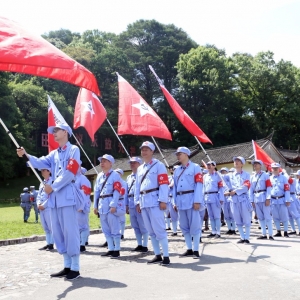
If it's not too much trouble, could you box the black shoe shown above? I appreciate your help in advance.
[171,232,177,236]
[110,251,120,259]
[166,227,171,231]
[100,241,108,247]
[199,237,202,243]
[121,235,124,240]
[141,246,148,253]
[289,231,296,235]
[50,268,70,278]
[221,222,226,227]
[147,255,163,264]
[101,251,114,257]
[180,249,193,257]
[258,226,261,229]
[225,230,233,235]
[231,230,237,235]
[237,239,244,244]
[161,257,170,266]
[274,231,282,237]
[269,236,274,240]
[207,233,216,238]
[46,244,54,251]
[257,235,267,240]
[85,242,88,246]
[66,270,80,280]
[244,239,250,244]
[24,220,27,223]
[39,245,48,250]
[133,245,143,252]
[214,234,221,239]
[193,251,200,258]
[80,245,86,252]
[284,231,289,238]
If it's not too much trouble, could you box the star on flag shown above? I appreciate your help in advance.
[132,99,157,117]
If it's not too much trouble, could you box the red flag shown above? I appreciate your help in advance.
[252,140,274,171]
[117,73,172,140]
[73,88,107,141]
[0,16,100,96]
[149,66,212,144]
[48,95,68,152]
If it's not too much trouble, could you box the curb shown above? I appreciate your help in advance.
[0,226,132,247]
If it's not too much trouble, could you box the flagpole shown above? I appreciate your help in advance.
[0,118,44,185]
[151,136,169,167]
[106,118,131,159]
[194,136,212,161]
[72,133,99,175]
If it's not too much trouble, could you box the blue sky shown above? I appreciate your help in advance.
[2,0,300,66]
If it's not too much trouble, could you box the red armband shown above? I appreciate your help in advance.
[243,180,250,189]
[120,187,125,196]
[265,179,272,187]
[66,158,79,175]
[30,196,34,202]
[284,184,290,191]
[288,177,293,184]
[218,181,223,188]
[194,173,203,183]
[158,174,169,185]
[81,185,91,195]
[113,181,122,193]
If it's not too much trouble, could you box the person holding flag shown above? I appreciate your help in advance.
[17,123,84,280]
[126,157,149,252]
[225,156,253,244]
[134,141,170,266]
[269,163,291,237]
[172,147,204,258]
[249,160,273,240]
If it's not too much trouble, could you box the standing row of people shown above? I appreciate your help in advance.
[20,186,39,223]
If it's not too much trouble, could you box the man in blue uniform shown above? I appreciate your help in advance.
[30,186,39,223]
[126,157,149,252]
[134,141,170,266]
[203,161,224,238]
[269,163,290,237]
[249,160,273,240]
[17,123,84,280]
[20,187,31,223]
[173,147,204,258]
[37,168,54,251]
[93,154,123,259]
[168,165,179,236]
[225,156,253,244]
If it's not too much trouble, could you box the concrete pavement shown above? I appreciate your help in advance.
[1,224,300,300]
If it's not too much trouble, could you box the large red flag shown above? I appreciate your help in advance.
[0,16,100,96]
[149,66,212,144]
[73,88,107,141]
[117,73,172,140]
[48,95,68,152]
[252,140,275,171]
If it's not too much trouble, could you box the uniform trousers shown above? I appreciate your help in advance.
[40,208,53,244]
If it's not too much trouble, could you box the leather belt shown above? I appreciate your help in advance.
[140,188,159,195]
[204,191,218,195]
[99,194,113,199]
[271,195,284,200]
[169,195,173,198]
[254,190,266,193]
[119,197,124,200]
[128,194,134,198]
[290,192,295,195]
[71,180,75,183]
[176,190,194,196]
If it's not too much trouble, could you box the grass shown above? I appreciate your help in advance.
[0,202,130,240]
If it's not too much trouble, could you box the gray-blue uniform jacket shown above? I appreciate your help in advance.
[20,192,31,209]
[269,173,290,204]
[126,173,137,209]
[203,171,225,204]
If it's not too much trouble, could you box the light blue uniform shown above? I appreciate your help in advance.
[126,173,148,247]
[28,141,83,272]
[20,191,31,221]
[118,177,127,237]
[249,171,273,236]
[203,171,224,235]
[295,179,300,214]
[226,171,253,240]
[30,188,39,222]
[37,177,54,245]
[94,169,122,251]
[270,173,290,231]
[75,174,91,246]
[222,173,236,231]
[134,158,169,257]
[167,175,179,232]
[173,161,204,251]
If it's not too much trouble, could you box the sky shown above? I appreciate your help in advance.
[2,0,300,66]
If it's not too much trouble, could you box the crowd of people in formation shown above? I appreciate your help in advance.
[16,123,300,280]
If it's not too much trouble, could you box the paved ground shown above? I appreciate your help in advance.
[1,223,300,300]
